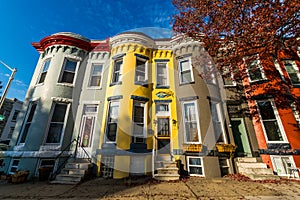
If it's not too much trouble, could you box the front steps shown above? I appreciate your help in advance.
[153,156,180,181]
[51,158,93,185]
[235,157,280,180]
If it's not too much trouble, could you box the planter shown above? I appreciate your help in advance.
[216,144,237,153]
[11,171,29,183]
[38,167,52,181]
[183,144,202,152]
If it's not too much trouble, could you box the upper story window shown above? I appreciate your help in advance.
[37,59,51,84]
[257,100,287,143]
[156,62,169,87]
[282,60,300,86]
[245,54,265,82]
[132,101,146,143]
[59,58,78,84]
[222,66,236,87]
[135,57,148,84]
[89,63,103,88]
[105,101,120,143]
[19,101,37,144]
[179,58,194,84]
[111,58,123,85]
[182,101,201,143]
[210,102,226,143]
[46,103,68,144]
[11,110,20,122]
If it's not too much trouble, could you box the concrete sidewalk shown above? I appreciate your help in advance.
[0,176,299,199]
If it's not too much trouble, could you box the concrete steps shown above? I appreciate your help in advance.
[235,157,280,181]
[51,158,93,185]
[153,157,180,181]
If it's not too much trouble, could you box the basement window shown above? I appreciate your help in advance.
[187,156,204,176]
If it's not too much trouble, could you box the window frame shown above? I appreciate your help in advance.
[58,57,80,85]
[222,65,236,87]
[187,156,205,177]
[9,159,20,174]
[156,62,169,88]
[18,101,38,144]
[111,58,123,85]
[271,155,299,178]
[37,58,51,85]
[132,101,147,143]
[11,110,20,122]
[134,57,148,85]
[256,99,288,143]
[182,100,201,144]
[282,60,300,86]
[178,57,194,84]
[105,101,120,143]
[88,63,104,88]
[44,102,70,145]
[245,54,266,82]
[210,101,227,143]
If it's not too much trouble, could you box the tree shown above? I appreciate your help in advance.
[172,0,300,111]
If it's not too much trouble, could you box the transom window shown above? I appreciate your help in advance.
[132,101,146,143]
[156,62,168,87]
[38,59,51,84]
[105,101,120,143]
[179,58,193,84]
[89,64,103,87]
[46,103,68,144]
[135,58,147,84]
[282,60,300,85]
[187,157,204,176]
[111,59,123,84]
[182,101,201,143]
[59,58,78,84]
[257,100,286,142]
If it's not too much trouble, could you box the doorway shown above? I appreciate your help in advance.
[231,118,252,157]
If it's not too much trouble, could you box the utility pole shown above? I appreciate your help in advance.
[0,60,17,111]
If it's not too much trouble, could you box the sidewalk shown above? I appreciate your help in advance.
[0,176,299,199]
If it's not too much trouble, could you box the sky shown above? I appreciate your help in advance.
[0,0,175,101]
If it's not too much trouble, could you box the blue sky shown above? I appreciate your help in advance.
[0,0,175,101]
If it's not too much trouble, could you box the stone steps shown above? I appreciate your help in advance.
[153,157,180,181]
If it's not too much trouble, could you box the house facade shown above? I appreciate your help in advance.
[2,31,299,180]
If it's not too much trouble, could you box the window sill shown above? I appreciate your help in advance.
[110,81,122,87]
[249,79,268,84]
[35,83,45,87]
[87,87,102,90]
[156,85,170,89]
[134,81,148,87]
[56,83,74,88]
[179,81,195,86]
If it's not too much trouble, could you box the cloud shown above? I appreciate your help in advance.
[4,73,10,77]
[14,79,28,87]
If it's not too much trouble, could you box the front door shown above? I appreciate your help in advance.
[157,117,171,155]
[231,118,252,157]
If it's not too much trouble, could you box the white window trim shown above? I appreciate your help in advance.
[17,100,38,145]
[256,99,288,143]
[104,101,120,143]
[87,62,104,89]
[111,58,123,84]
[282,60,300,86]
[135,57,148,84]
[155,102,170,117]
[182,100,201,144]
[35,159,58,176]
[178,57,194,84]
[222,66,237,87]
[156,62,169,87]
[187,156,205,177]
[132,101,147,143]
[8,158,20,174]
[36,56,52,86]
[57,56,81,86]
[291,102,300,128]
[244,54,266,82]
[211,102,227,143]
[270,155,299,178]
[44,102,71,145]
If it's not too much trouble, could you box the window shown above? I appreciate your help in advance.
[179,58,193,84]
[187,157,204,176]
[222,66,236,86]
[156,103,169,116]
[46,103,68,144]
[8,127,14,139]
[182,101,201,143]
[156,62,168,87]
[39,159,55,171]
[257,100,286,142]
[272,156,298,177]
[19,102,37,143]
[80,105,97,147]
[210,102,226,143]
[135,58,147,84]
[291,102,300,128]
[283,60,300,85]
[89,64,103,87]
[59,58,78,84]
[37,59,50,84]
[105,101,120,143]
[245,55,265,82]
[11,110,20,122]
[132,101,146,143]
[157,118,170,137]
[101,156,114,178]
[111,59,123,84]
[9,159,20,174]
